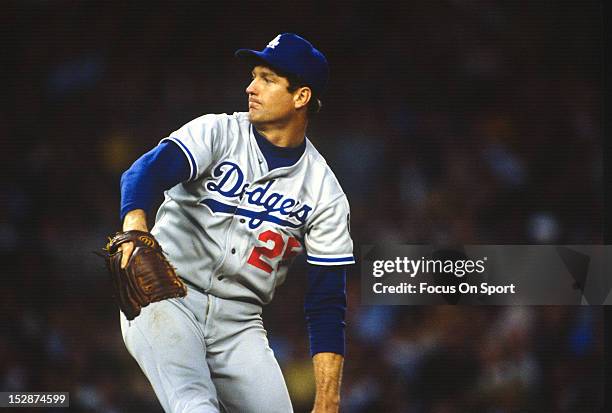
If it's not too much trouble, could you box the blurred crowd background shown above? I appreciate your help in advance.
[1,1,603,412]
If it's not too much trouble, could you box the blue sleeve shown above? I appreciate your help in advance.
[304,264,347,356]
[120,141,190,221]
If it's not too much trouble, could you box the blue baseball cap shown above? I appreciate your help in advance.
[235,33,329,96]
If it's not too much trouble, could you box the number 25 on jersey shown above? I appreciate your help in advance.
[247,230,302,274]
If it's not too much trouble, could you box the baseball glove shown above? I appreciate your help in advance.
[102,230,187,320]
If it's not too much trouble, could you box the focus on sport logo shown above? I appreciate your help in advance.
[267,35,281,49]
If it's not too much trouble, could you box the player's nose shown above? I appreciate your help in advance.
[246,79,257,95]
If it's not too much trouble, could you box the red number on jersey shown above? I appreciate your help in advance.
[247,230,284,273]
[247,230,302,274]
[282,236,301,260]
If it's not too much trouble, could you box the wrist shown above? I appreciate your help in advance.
[122,209,148,232]
[313,388,340,412]
[313,398,340,413]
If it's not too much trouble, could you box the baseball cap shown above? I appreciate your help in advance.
[235,33,329,96]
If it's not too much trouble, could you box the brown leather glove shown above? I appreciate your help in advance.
[102,230,187,320]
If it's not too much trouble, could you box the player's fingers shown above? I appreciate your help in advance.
[120,242,135,269]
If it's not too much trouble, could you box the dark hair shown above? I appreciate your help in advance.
[284,73,322,116]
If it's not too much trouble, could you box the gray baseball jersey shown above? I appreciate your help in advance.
[151,111,354,305]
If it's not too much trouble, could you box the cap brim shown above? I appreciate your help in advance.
[234,49,295,82]
[234,49,308,91]
[235,49,272,65]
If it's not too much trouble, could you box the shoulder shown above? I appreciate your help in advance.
[169,113,251,148]
[303,140,348,206]
[177,112,246,133]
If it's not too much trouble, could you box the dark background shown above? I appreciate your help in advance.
[1,1,604,412]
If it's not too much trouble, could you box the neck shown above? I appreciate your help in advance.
[254,116,308,148]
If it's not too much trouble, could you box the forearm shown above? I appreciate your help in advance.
[305,265,347,412]
[312,352,344,412]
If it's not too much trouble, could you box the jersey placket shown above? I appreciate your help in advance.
[207,206,238,290]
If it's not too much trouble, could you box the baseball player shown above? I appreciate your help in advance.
[115,33,353,413]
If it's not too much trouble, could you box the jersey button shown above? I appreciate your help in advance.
[231,248,236,254]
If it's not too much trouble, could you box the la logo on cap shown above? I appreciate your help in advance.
[267,35,281,49]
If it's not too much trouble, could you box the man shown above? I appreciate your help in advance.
[117,33,354,412]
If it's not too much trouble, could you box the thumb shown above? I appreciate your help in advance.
[120,242,134,269]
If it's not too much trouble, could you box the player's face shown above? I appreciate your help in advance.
[246,66,297,125]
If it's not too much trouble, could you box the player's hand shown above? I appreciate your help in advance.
[119,241,134,269]
[120,209,148,268]
[101,230,186,320]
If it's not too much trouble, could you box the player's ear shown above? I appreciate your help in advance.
[293,86,312,110]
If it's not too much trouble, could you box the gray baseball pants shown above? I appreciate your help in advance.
[120,285,293,413]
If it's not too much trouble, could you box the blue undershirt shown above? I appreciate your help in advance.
[304,265,347,356]
[120,133,347,356]
[120,141,190,221]
[252,126,306,170]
